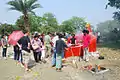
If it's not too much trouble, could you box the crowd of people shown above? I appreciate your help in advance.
[0,29,92,72]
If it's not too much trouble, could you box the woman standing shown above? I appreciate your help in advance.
[1,35,7,59]
[31,35,42,63]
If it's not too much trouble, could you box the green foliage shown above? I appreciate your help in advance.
[15,14,87,34]
[61,20,75,33]
[16,16,25,31]
[7,0,41,31]
[41,12,59,33]
[16,14,42,32]
[0,23,19,34]
[97,20,120,42]
[61,16,86,33]
[7,0,41,15]
[98,41,120,49]
[16,13,59,34]
[42,12,58,27]
[29,15,43,32]
[106,0,120,21]
[70,16,86,30]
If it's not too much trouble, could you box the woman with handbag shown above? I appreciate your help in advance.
[31,35,42,63]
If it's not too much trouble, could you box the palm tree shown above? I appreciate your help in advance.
[7,0,41,32]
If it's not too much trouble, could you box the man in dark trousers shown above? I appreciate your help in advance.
[18,30,31,71]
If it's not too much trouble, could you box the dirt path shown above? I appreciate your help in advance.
[0,46,120,80]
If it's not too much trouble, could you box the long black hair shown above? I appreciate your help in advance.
[1,35,5,38]
[82,29,89,34]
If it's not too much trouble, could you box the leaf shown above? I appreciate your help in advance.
[7,0,21,12]
[30,4,41,10]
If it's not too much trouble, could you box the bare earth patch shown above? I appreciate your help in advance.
[0,46,120,80]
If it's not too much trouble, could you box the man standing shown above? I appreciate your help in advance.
[55,34,67,71]
[18,30,31,71]
[44,32,51,58]
[51,33,59,67]
[82,30,90,61]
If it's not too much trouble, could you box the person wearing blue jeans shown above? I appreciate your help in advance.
[52,48,64,67]
[52,48,56,67]
[62,52,64,59]
[51,33,59,67]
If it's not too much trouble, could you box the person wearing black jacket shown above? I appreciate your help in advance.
[55,34,67,72]
[18,30,31,71]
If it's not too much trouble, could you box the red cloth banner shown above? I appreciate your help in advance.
[88,34,97,52]
[64,45,83,58]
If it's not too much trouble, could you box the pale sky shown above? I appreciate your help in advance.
[0,0,115,27]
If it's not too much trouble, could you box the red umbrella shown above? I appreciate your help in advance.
[8,31,24,46]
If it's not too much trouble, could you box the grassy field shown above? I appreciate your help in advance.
[97,41,120,50]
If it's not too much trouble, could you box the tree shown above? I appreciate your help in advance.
[70,16,86,30]
[60,16,86,33]
[16,13,59,34]
[42,13,58,27]
[106,0,120,21]
[97,20,120,42]
[7,0,41,32]
[61,20,75,33]
[0,23,19,34]
[41,12,59,33]
[16,14,43,33]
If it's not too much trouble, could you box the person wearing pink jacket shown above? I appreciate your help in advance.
[82,30,90,61]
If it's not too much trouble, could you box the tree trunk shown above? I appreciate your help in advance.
[24,14,30,32]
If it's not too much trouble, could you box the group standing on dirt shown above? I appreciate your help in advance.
[0,29,93,72]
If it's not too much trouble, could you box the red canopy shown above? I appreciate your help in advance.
[8,31,24,46]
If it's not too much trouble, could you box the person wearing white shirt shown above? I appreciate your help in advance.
[51,33,59,67]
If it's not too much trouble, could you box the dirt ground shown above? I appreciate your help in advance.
[0,44,120,80]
